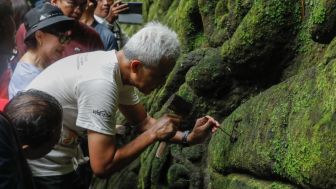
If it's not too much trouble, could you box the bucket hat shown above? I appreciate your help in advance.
[24,3,74,41]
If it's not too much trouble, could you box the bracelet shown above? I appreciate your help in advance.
[182,130,190,146]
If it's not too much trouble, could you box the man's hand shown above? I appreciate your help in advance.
[187,115,220,145]
[150,114,181,141]
[105,0,129,23]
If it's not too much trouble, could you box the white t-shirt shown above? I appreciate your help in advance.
[26,50,139,176]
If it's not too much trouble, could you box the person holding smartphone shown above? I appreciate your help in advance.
[80,0,118,50]
[94,0,128,49]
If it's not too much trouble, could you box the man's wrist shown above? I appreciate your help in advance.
[182,130,190,146]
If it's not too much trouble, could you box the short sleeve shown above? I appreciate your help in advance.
[76,79,118,135]
[118,85,140,105]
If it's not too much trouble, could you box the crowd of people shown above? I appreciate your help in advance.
[0,0,221,188]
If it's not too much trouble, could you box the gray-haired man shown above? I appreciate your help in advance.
[27,22,220,188]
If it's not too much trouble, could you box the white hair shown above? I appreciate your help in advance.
[123,22,180,67]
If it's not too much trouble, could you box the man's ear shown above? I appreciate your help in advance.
[130,60,142,73]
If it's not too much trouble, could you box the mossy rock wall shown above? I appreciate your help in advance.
[92,0,336,188]
[209,42,336,188]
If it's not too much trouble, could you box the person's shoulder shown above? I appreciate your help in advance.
[71,21,104,49]
[94,23,114,37]
[75,21,100,35]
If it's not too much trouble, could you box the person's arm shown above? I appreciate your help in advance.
[118,104,220,145]
[88,113,180,177]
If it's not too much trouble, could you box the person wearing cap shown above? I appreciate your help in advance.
[26,22,220,188]
[94,0,128,49]
[14,0,104,64]
[8,3,75,99]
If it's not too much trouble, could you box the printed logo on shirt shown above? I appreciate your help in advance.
[93,109,112,119]
[76,54,88,70]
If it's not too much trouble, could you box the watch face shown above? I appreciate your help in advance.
[182,130,190,146]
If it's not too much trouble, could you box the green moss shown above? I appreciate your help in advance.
[193,33,208,48]
[176,83,194,104]
[221,0,300,68]
[310,1,326,25]
[138,143,158,189]
[164,0,201,51]
[167,164,190,188]
[209,171,297,189]
[209,60,336,188]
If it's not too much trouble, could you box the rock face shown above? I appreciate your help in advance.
[92,0,336,188]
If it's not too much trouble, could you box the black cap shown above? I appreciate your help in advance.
[24,3,74,41]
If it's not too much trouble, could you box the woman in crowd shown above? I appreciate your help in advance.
[9,3,74,98]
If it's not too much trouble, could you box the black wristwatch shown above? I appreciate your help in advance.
[182,130,190,147]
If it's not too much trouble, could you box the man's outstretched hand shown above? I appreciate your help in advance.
[187,115,220,145]
[150,114,181,141]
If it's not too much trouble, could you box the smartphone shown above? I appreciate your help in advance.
[118,2,143,24]
[121,2,142,14]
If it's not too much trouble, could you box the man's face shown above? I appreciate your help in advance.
[132,59,175,95]
[52,0,87,20]
[94,0,112,18]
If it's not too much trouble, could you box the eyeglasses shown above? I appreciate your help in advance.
[46,31,72,44]
[58,33,72,44]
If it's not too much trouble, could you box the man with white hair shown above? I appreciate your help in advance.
[27,22,220,188]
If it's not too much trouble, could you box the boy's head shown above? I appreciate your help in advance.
[4,89,63,159]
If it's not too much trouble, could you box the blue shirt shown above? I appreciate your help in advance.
[9,62,41,99]
[92,21,118,50]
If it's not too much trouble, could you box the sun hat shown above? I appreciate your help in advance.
[24,3,74,41]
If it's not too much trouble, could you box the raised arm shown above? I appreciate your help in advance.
[88,104,180,177]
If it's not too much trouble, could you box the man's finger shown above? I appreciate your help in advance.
[196,116,208,126]
[114,7,129,14]
[113,0,122,6]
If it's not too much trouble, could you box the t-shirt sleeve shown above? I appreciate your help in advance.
[76,79,118,135]
[118,85,139,105]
